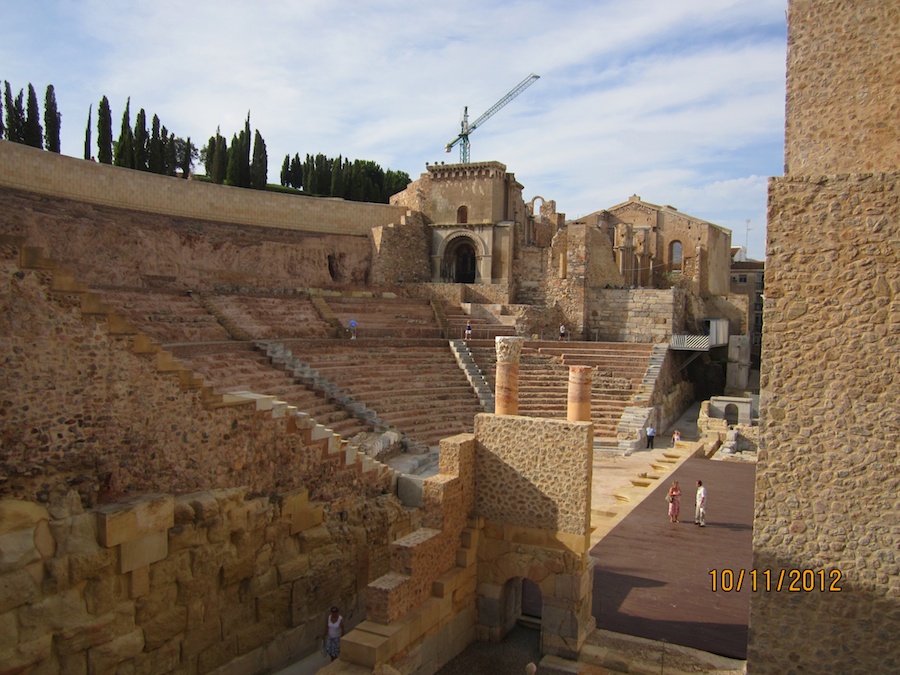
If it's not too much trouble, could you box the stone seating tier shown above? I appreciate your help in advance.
[324,296,443,339]
[203,293,335,340]
[96,289,232,343]
[167,343,371,438]
[280,339,484,448]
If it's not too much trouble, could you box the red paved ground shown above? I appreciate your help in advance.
[589,458,756,659]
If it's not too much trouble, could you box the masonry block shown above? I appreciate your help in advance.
[96,494,174,548]
[290,504,324,535]
[340,628,390,668]
[120,530,168,573]
[0,500,50,536]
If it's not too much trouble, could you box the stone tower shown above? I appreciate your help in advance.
[748,1,899,672]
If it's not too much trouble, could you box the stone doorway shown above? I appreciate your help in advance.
[444,237,478,283]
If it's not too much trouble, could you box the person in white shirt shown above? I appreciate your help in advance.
[695,480,707,527]
[323,606,345,661]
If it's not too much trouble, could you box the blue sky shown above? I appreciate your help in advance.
[2,0,787,259]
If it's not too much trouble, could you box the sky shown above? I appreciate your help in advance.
[1,0,787,260]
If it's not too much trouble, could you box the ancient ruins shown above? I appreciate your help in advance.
[0,1,896,673]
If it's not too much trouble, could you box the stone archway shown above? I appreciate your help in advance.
[724,403,740,426]
[444,236,478,283]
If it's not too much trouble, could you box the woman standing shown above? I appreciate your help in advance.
[667,481,682,523]
[323,606,345,661]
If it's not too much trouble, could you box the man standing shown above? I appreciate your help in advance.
[646,425,655,449]
[695,480,707,527]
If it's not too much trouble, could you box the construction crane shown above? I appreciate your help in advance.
[444,73,540,163]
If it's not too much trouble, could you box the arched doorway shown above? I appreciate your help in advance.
[444,236,478,283]
[724,403,740,426]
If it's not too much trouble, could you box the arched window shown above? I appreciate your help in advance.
[457,205,468,224]
[669,241,683,271]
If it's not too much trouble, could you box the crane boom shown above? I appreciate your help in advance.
[445,73,540,163]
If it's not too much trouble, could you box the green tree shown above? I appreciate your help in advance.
[330,154,344,197]
[24,84,42,148]
[250,129,267,189]
[97,96,113,164]
[148,114,163,173]
[83,104,92,159]
[114,98,135,168]
[165,131,177,176]
[133,108,149,170]
[225,133,240,185]
[290,153,302,190]
[5,83,25,143]
[176,136,196,178]
[280,154,291,187]
[0,86,4,139]
[213,133,227,184]
[43,84,61,152]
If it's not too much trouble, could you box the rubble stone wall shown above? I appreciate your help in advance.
[784,0,900,174]
[0,246,391,505]
[749,171,899,673]
[0,187,373,292]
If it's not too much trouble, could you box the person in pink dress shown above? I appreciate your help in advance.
[667,480,682,523]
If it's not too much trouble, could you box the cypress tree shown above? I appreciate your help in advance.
[165,131,177,176]
[114,98,134,168]
[97,96,113,164]
[83,104,92,159]
[280,155,290,187]
[0,86,4,139]
[203,135,216,176]
[213,134,227,183]
[148,114,163,173]
[250,129,267,189]
[330,155,344,197]
[177,136,195,178]
[5,83,25,143]
[24,84,43,148]
[290,153,302,190]
[133,108,149,170]
[44,84,61,152]
[225,133,240,185]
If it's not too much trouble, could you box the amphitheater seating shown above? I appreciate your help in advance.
[467,341,653,439]
[167,342,372,439]
[96,289,232,343]
[203,294,335,340]
[323,296,442,339]
[443,304,517,341]
[281,339,484,448]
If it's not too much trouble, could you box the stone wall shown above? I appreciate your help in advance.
[0,187,373,292]
[0,488,413,673]
[0,240,394,505]
[749,171,899,673]
[586,288,676,343]
[0,140,407,237]
[474,414,592,536]
[784,1,900,174]
[370,212,432,286]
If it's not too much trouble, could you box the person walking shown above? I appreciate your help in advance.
[465,322,472,340]
[695,480,707,527]
[646,425,656,449]
[323,606,345,661]
[348,319,358,339]
[559,323,567,341]
[667,480,682,523]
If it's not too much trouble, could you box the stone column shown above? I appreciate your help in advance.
[494,336,524,415]
[567,366,592,422]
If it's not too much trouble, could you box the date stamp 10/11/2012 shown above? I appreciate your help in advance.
[709,569,843,593]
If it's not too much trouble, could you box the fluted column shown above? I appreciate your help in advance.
[567,365,593,422]
[494,336,525,415]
